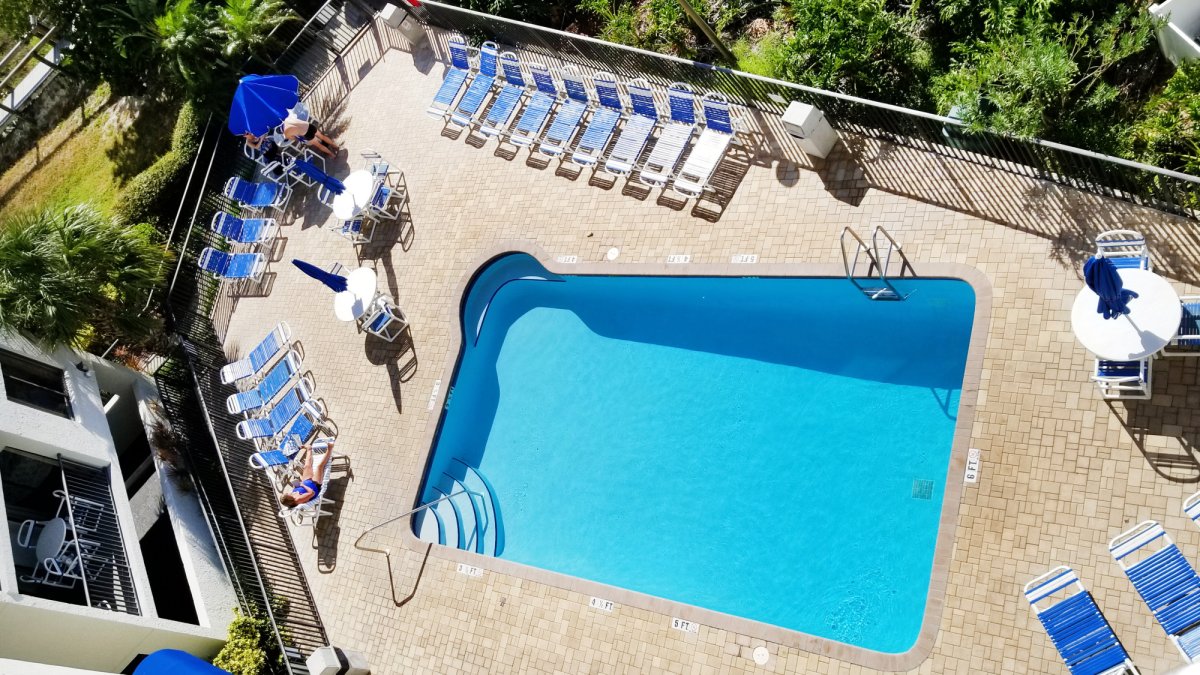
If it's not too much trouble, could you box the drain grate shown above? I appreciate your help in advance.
[911,479,934,500]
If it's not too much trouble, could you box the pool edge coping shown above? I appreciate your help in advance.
[398,240,994,672]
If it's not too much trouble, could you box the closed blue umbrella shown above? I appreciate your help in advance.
[1084,256,1138,319]
[291,159,345,195]
[228,74,300,136]
[292,259,348,293]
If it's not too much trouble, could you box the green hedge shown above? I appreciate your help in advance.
[112,101,202,227]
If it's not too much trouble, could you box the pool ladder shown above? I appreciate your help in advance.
[839,226,914,300]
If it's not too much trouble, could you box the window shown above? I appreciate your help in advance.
[0,349,72,418]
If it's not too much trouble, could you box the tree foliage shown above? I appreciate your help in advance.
[1125,60,1200,176]
[40,0,294,108]
[0,205,172,349]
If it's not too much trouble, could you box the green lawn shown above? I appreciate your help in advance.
[0,84,178,223]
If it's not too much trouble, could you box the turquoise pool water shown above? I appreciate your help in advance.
[416,254,975,654]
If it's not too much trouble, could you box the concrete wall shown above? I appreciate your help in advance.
[1152,0,1200,64]
[0,595,224,672]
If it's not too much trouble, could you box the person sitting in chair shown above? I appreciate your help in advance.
[281,113,340,158]
[279,443,333,507]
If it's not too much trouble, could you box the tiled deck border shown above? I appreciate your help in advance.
[392,241,994,670]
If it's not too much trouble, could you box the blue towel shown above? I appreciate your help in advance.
[1084,256,1138,320]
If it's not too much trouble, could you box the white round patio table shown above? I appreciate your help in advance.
[330,170,376,220]
[35,518,67,562]
[1071,268,1182,360]
[333,291,366,322]
[346,267,377,301]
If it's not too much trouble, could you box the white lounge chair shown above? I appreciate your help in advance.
[672,92,737,198]
[602,78,659,176]
[638,83,696,188]
[1096,230,1151,271]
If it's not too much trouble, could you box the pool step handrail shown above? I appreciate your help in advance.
[871,226,914,280]
[840,226,906,300]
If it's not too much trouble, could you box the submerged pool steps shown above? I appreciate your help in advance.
[415,462,503,557]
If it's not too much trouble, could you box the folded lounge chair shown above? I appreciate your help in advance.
[507,63,559,148]
[672,92,737,198]
[1025,566,1139,675]
[448,41,499,129]
[211,211,278,247]
[1096,230,1151,271]
[226,349,304,415]
[602,78,659,177]
[1092,358,1151,400]
[1110,520,1200,662]
[478,52,527,139]
[570,72,624,168]
[638,83,696,188]
[198,247,266,282]
[223,176,289,215]
[426,34,474,119]
[536,66,591,158]
[220,321,292,384]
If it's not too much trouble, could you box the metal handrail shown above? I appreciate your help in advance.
[839,226,877,280]
[56,464,93,610]
[353,491,469,554]
[871,226,913,279]
[353,491,469,606]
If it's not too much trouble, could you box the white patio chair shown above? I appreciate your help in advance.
[1164,296,1200,357]
[1092,358,1152,399]
[1096,230,1151,271]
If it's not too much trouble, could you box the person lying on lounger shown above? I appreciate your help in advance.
[279,443,333,507]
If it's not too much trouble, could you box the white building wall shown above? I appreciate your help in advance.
[1151,0,1200,64]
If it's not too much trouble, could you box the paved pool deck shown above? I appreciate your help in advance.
[215,22,1200,674]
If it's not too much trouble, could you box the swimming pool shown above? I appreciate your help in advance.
[414,251,981,660]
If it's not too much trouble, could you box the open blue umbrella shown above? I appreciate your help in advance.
[1084,255,1138,319]
[291,159,345,195]
[292,259,348,293]
[228,74,300,136]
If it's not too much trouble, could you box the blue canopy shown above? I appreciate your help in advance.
[292,259,348,293]
[135,649,228,674]
[291,159,345,195]
[1084,256,1138,319]
[229,74,300,136]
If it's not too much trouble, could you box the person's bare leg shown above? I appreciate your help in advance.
[307,138,336,158]
[311,444,333,480]
[298,445,316,481]
[315,130,339,151]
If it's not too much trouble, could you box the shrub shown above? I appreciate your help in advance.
[113,101,202,228]
[1124,60,1200,177]
[770,0,933,108]
[213,609,270,675]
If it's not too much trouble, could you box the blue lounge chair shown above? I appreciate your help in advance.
[250,433,333,490]
[223,176,289,215]
[1111,520,1200,662]
[211,211,278,247]
[426,34,473,119]
[234,383,316,440]
[198,247,266,282]
[1092,358,1151,400]
[673,92,737,198]
[570,72,624,168]
[1096,230,1151,271]
[226,349,304,415]
[220,322,292,384]
[448,41,499,128]
[638,83,697,188]
[602,78,659,177]
[537,66,591,158]
[1025,566,1138,675]
[508,63,559,148]
[278,442,338,526]
[478,52,527,139]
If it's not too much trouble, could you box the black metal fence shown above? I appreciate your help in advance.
[416,0,1200,218]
